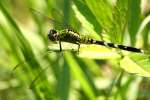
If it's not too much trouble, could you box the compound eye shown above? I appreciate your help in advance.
[48,29,57,41]
[49,29,57,34]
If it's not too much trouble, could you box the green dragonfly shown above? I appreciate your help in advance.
[48,28,143,53]
[31,9,144,53]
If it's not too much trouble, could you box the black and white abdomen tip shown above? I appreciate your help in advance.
[94,40,143,53]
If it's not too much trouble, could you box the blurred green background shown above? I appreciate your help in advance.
[0,0,150,100]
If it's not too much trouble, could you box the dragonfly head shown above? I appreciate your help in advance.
[48,29,58,41]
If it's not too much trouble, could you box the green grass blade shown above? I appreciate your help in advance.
[128,0,141,46]
[65,52,96,100]
[73,0,102,37]
[57,62,70,100]
[120,53,150,77]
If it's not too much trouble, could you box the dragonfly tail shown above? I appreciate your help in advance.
[93,40,143,53]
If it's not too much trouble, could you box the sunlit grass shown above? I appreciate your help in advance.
[0,0,150,100]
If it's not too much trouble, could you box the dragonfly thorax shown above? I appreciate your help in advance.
[48,29,59,41]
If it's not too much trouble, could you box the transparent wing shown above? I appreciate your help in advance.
[30,8,101,38]
[30,8,77,31]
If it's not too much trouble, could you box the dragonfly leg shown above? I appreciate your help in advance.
[77,43,80,53]
[59,40,62,52]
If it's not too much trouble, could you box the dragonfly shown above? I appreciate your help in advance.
[48,29,144,53]
[31,9,144,53]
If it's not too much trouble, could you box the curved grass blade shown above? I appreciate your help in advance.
[120,53,150,77]
[73,0,102,38]
[128,0,141,46]
[0,2,36,63]
[29,66,49,89]
[136,15,150,51]
[0,2,53,99]
[57,60,70,100]
[64,52,96,100]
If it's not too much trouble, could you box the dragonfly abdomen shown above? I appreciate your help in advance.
[116,45,143,53]
[86,39,143,53]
